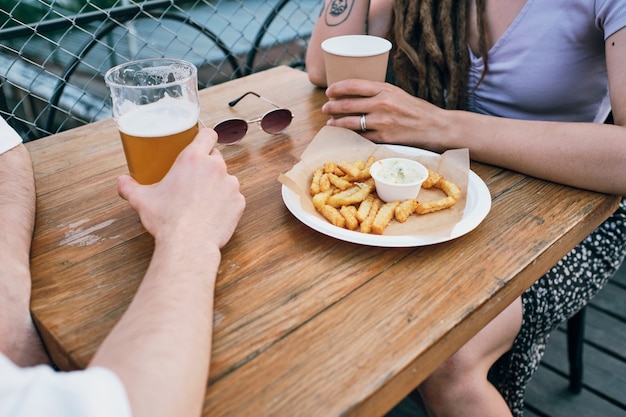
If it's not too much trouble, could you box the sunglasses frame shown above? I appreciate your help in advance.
[214,91,293,145]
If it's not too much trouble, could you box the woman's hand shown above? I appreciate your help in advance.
[322,79,450,152]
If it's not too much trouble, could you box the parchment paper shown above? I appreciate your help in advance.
[278,126,470,237]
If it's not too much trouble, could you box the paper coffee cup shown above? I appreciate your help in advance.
[321,35,392,85]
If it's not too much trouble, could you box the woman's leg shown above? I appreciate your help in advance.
[415,199,626,417]
[417,297,522,417]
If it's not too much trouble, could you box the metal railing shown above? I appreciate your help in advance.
[0,0,319,141]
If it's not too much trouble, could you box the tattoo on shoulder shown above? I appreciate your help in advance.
[324,0,354,26]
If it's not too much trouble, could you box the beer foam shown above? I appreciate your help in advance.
[117,95,199,137]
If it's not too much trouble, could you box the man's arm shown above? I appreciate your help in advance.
[0,143,50,366]
[90,129,245,417]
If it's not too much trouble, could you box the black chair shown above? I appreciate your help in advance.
[567,307,586,393]
[565,111,615,395]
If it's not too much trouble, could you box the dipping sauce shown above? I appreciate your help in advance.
[373,158,427,184]
[369,158,429,202]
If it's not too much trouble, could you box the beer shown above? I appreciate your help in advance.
[105,58,200,185]
[117,98,199,185]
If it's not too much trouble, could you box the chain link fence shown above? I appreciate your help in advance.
[0,0,319,141]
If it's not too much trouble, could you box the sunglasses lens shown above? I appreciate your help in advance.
[215,119,248,144]
[261,109,293,134]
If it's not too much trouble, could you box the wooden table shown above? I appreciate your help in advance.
[27,66,621,416]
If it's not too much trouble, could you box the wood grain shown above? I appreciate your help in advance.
[27,66,621,416]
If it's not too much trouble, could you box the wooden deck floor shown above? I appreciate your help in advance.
[387,259,626,417]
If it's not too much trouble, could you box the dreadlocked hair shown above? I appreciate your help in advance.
[390,0,488,110]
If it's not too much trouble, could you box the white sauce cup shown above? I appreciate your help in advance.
[369,158,429,202]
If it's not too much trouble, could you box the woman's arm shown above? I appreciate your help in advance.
[322,27,626,196]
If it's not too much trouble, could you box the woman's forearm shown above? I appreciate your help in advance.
[442,110,626,195]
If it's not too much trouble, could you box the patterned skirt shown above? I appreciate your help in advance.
[488,198,626,416]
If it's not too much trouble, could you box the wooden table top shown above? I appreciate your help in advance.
[27,66,621,417]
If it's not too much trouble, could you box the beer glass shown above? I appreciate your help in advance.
[105,58,200,185]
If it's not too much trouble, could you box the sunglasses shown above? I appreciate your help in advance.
[213,91,293,145]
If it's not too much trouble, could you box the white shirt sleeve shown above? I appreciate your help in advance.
[0,117,22,155]
[0,354,132,417]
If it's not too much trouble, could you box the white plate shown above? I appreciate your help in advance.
[282,145,491,247]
